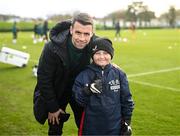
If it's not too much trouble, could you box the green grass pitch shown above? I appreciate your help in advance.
[0,28,180,135]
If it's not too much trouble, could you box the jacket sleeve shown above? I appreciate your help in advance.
[49,20,71,44]
[120,71,134,122]
[72,72,90,107]
[37,43,59,113]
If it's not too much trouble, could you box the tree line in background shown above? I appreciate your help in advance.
[0,1,180,31]
[103,2,179,28]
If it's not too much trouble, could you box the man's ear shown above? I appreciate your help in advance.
[70,26,73,35]
[90,32,93,37]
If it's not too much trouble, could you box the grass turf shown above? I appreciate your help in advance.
[0,29,180,135]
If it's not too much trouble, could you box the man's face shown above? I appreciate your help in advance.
[70,21,93,49]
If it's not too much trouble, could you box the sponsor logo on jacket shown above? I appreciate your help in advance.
[108,79,120,92]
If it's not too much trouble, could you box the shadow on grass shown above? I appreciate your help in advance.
[0,65,25,72]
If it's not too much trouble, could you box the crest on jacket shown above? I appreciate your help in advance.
[108,79,120,92]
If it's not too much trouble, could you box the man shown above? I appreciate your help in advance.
[114,21,121,41]
[42,20,49,41]
[34,13,96,135]
[12,21,18,44]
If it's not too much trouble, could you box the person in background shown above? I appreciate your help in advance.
[33,12,97,135]
[130,22,136,40]
[73,37,134,135]
[12,21,18,44]
[43,20,49,42]
[33,21,38,44]
[114,21,121,41]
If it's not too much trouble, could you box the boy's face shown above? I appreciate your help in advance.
[93,50,111,68]
[70,21,93,49]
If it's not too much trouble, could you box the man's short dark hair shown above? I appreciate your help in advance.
[72,13,93,27]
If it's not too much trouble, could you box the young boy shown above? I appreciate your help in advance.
[72,37,134,135]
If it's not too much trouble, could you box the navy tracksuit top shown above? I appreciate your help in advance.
[72,63,134,135]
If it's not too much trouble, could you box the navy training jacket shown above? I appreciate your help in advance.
[72,63,134,135]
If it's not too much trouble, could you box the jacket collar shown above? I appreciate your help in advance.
[88,63,112,73]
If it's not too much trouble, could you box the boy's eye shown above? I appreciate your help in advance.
[95,51,108,55]
[95,52,101,55]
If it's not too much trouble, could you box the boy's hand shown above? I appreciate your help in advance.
[84,79,103,95]
[120,122,132,136]
[90,79,103,93]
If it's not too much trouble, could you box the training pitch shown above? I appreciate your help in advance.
[0,29,179,135]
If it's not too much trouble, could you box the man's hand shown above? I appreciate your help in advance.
[48,109,65,125]
[112,63,120,69]
[59,113,70,122]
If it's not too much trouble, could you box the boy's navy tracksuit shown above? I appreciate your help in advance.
[73,63,134,135]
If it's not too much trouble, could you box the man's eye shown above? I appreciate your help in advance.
[75,31,81,35]
[84,33,90,36]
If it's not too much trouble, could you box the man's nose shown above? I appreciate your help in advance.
[78,34,86,40]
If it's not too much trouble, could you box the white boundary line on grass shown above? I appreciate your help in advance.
[128,67,180,78]
[29,59,180,92]
[129,80,180,92]
[128,66,180,92]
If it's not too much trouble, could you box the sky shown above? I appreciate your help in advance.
[0,0,180,19]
